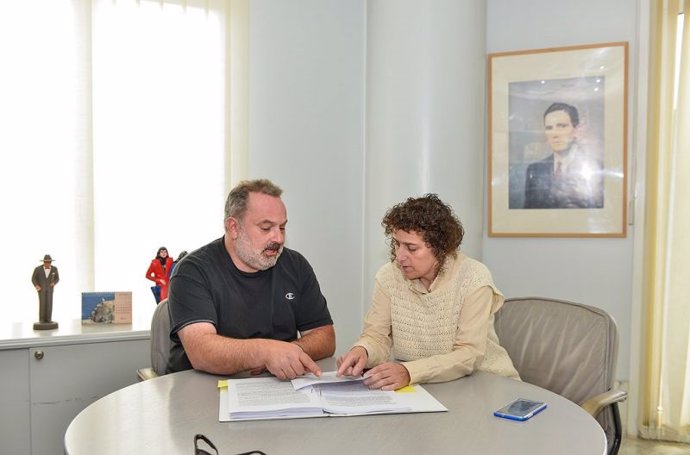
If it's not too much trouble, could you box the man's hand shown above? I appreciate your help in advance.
[178,323,326,377]
[362,362,410,391]
[262,340,321,380]
[336,346,368,377]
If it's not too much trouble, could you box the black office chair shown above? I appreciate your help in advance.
[136,298,171,380]
[494,297,627,455]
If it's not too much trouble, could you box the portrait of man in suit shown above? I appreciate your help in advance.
[523,102,604,209]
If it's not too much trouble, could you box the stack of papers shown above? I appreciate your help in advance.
[219,371,447,422]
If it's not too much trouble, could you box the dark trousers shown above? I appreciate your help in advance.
[38,287,54,322]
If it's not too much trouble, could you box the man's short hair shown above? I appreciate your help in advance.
[544,102,579,127]
[224,179,283,221]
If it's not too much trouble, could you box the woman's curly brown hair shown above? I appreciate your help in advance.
[382,194,464,267]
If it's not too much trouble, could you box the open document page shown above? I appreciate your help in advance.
[219,371,448,422]
[290,371,365,390]
[318,381,411,415]
[226,378,324,420]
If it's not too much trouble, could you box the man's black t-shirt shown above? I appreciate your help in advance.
[166,237,332,373]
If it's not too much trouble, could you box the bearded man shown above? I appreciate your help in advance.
[167,179,335,377]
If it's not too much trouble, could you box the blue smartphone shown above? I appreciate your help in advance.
[493,398,547,421]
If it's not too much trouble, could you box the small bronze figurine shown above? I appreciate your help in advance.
[32,254,60,330]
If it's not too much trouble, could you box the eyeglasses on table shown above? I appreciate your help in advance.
[194,434,267,455]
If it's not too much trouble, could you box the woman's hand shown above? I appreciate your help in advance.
[336,346,368,377]
[362,362,410,391]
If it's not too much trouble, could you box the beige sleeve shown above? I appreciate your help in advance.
[351,276,393,367]
[402,286,500,384]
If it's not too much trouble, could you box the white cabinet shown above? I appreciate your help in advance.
[0,348,31,453]
[0,320,150,455]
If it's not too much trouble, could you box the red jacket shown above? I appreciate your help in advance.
[145,257,173,300]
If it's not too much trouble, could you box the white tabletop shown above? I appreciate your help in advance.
[65,360,606,455]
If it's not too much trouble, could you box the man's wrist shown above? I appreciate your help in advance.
[293,341,306,353]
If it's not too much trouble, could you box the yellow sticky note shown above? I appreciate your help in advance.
[217,379,228,389]
[395,385,415,393]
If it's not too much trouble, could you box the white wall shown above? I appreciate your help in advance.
[248,0,366,352]
[364,0,487,325]
[249,0,487,353]
[484,0,640,381]
[247,0,642,388]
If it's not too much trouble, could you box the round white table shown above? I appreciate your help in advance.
[65,362,606,455]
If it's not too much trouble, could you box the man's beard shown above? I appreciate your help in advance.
[235,227,283,271]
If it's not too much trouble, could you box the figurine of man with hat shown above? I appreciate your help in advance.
[31,254,60,330]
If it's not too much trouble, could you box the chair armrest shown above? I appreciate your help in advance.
[136,367,159,382]
[580,389,627,417]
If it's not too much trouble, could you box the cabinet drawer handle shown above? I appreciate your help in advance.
[34,350,44,360]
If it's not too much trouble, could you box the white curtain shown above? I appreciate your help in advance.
[0,0,247,327]
[640,0,690,442]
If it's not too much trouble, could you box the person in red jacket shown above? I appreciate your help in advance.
[146,246,174,303]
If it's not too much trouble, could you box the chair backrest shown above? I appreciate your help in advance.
[150,298,172,376]
[494,297,619,450]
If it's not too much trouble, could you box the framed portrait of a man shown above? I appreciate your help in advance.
[488,42,628,237]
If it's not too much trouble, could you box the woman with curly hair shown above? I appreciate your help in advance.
[337,194,519,390]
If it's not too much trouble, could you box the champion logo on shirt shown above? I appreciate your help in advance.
[285,292,296,300]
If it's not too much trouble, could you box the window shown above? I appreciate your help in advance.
[640,0,690,441]
[0,0,235,325]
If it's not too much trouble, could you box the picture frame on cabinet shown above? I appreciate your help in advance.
[81,291,132,324]
[488,42,628,237]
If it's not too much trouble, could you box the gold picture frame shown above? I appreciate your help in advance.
[488,42,628,237]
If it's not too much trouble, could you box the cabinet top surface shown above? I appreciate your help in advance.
[0,318,150,349]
